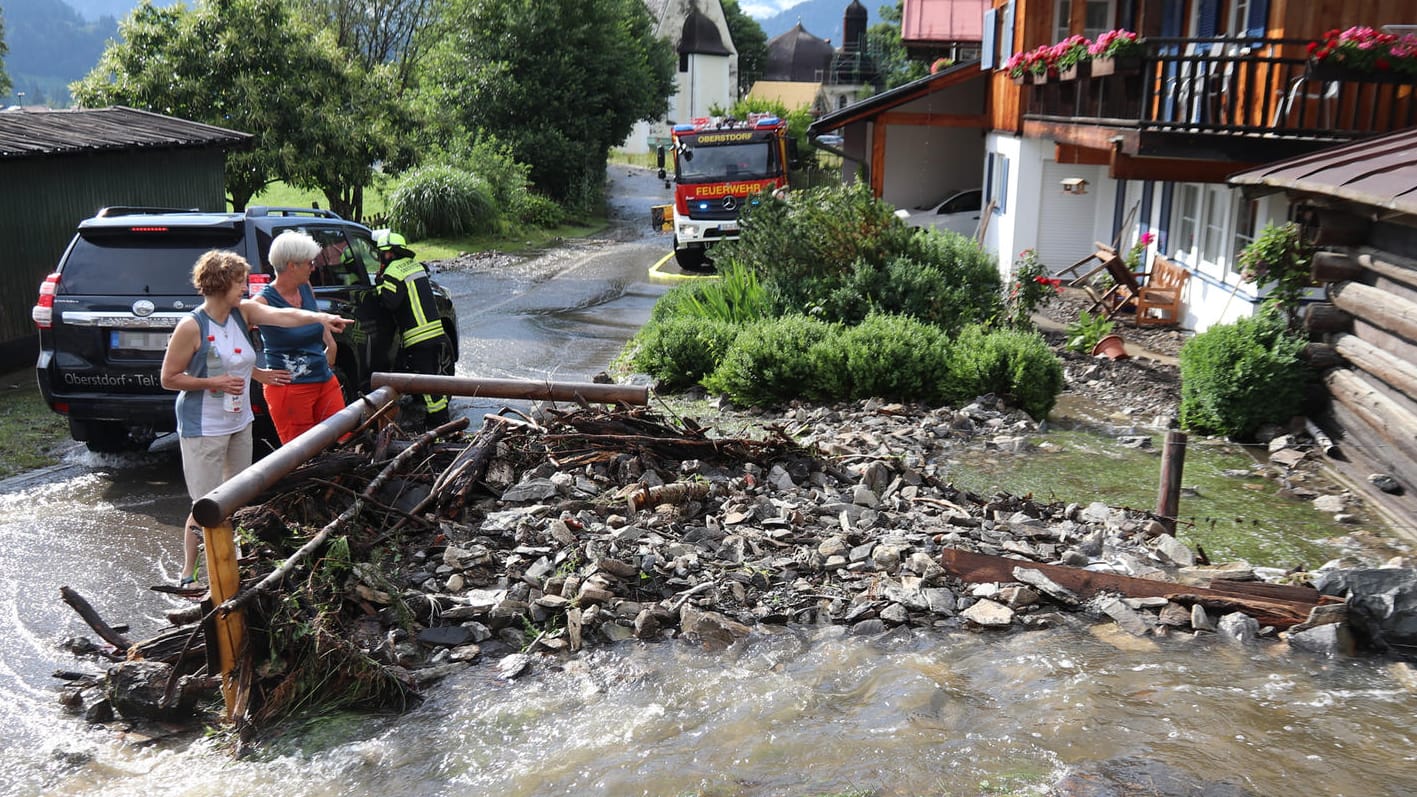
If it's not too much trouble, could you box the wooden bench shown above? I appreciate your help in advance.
[1135,253,1190,327]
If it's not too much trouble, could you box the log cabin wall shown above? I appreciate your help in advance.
[1306,214,1417,531]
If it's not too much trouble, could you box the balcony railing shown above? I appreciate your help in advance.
[1025,37,1417,141]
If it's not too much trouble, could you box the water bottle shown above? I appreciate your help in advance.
[224,348,249,414]
[206,335,225,398]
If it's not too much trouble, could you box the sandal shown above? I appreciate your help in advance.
[179,575,199,588]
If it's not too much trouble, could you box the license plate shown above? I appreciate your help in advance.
[110,330,171,352]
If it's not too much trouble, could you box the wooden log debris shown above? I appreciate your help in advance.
[939,548,1338,630]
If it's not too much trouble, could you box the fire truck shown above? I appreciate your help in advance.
[651,114,797,271]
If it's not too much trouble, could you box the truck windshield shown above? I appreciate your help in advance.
[677,141,777,183]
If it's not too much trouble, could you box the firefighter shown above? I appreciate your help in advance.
[373,230,452,427]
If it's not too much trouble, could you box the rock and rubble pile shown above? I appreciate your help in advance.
[58,397,1417,736]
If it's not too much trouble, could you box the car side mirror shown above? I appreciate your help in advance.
[656,145,666,170]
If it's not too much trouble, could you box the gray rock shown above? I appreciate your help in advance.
[1218,612,1259,644]
[1153,534,1196,567]
[418,626,474,647]
[961,599,1014,628]
[1311,494,1347,514]
[1287,623,1356,657]
[1011,566,1081,606]
[1368,473,1402,494]
[1096,596,1150,636]
[1191,604,1216,631]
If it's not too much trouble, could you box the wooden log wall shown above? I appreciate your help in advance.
[1305,243,1417,520]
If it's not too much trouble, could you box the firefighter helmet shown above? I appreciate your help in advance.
[374,229,409,251]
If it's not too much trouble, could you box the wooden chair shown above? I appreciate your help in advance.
[1080,243,1144,321]
[1135,253,1190,327]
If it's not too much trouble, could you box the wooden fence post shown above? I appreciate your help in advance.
[1156,430,1186,534]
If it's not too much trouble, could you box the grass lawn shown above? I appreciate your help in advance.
[0,371,72,480]
[243,182,606,260]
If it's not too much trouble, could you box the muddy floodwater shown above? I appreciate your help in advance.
[2,169,1416,795]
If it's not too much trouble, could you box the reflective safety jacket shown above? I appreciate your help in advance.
[376,256,445,348]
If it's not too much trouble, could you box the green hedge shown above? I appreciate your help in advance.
[1179,311,1311,439]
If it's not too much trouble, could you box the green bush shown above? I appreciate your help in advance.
[714,184,1000,330]
[388,165,498,239]
[629,316,741,391]
[838,313,951,402]
[702,315,842,406]
[1179,311,1311,439]
[510,191,564,228]
[941,324,1065,420]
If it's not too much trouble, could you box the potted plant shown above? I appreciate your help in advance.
[1067,310,1122,357]
[1307,26,1417,83]
[1054,35,1092,80]
[1088,29,1143,76]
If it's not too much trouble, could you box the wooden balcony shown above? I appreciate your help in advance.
[1023,37,1417,166]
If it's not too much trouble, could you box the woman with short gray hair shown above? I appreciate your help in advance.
[254,230,346,443]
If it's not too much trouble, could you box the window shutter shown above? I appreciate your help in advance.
[982,8,998,69]
[998,156,1010,213]
[1000,2,1015,67]
[1197,0,1220,37]
[1246,0,1270,38]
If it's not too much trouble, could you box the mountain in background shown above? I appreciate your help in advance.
[3,0,118,106]
[753,0,873,45]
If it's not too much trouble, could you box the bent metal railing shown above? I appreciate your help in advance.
[1027,37,1417,140]
[191,374,650,718]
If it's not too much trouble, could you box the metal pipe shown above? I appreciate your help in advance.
[369,372,649,406]
[192,385,400,527]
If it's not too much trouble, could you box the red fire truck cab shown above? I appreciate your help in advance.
[651,114,796,271]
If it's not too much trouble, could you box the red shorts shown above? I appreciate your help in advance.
[263,376,345,444]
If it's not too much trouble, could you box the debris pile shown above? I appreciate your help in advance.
[55,397,1417,740]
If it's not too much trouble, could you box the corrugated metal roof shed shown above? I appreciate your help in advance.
[0,106,250,159]
[1228,126,1417,216]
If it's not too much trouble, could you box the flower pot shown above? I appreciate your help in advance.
[1058,62,1090,81]
[1029,70,1049,85]
[1307,59,1415,84]
[1091,333,1130,360]
[1090,55,1141,77]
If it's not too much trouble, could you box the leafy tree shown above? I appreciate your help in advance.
[419,0,675,208]
[721,0,766,95]
[72,0,392,216]
[0,10,10,100]
[868,1,927,89]
[297,0,436,96]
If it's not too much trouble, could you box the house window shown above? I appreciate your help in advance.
[1172,183,1242,277]
[1054,0,1116,41]
[985,152,1009,214]
[1201,185,1228,269]
[1231,198,1259,278]
[1174,184,1201,260]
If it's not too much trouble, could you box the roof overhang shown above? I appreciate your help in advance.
[807,60,986,136]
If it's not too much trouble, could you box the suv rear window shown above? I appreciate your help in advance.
[61,230,245,294]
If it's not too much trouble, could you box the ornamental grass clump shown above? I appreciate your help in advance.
[388,164,498,240]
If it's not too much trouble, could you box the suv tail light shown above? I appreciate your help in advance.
[32,273,60,329]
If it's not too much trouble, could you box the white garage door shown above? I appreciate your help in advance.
[1035,161,1101,275]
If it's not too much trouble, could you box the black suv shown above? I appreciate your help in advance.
[32,206,459,453]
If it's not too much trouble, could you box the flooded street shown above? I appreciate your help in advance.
[2,168,1417,795]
